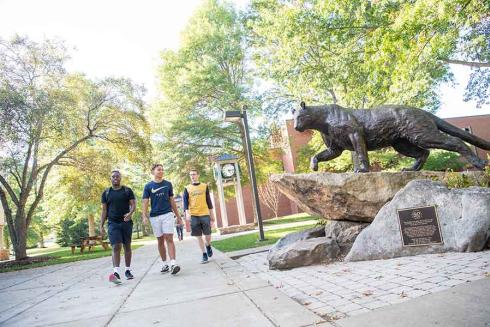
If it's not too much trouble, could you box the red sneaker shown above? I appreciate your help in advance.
[109,272,122,285]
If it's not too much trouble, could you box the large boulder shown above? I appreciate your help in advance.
[325,220,370,244]
[272,225,325,250]
[267,223,367,270]
[346,180,490,261]
[271,172,450,223]
[268,237,340,270]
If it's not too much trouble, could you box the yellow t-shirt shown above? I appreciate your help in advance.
[185,183,210,216]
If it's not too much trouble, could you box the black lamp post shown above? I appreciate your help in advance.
[224,109,265,241]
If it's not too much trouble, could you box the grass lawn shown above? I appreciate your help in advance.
[0,244,143,273]
[213,223,318,253]
[263,213,319,226]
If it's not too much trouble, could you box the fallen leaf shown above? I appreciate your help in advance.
[400,291,407,298]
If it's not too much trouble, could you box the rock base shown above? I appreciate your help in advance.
[346,180,490,261]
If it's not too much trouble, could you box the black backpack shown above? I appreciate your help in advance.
[104,186,131,204]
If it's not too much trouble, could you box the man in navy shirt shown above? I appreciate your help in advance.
[142,164,183,275]
[100,170,136,284]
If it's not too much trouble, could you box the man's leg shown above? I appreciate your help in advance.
[196,235,205,253]
[122,221,133,279]
[164,234,180,274]
[203,216,213,258]
[108,222,123,284]
[162,213,180,274]
[123,242,133,279]
[112,243,122,269]
[157,236,167,261]
[164,234,176,260]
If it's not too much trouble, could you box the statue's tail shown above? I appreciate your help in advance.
[431,114,490,150]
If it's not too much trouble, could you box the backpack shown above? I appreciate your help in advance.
[104,186,131,204]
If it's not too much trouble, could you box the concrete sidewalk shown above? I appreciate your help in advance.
[336,277,490,327]
[0,239,323,327]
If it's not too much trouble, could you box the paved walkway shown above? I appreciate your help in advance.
[236,250,490,323]
[0,240,323,327]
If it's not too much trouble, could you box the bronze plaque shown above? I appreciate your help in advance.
[397,205,443,247]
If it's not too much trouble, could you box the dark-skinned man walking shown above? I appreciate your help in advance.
[100,170,136,284]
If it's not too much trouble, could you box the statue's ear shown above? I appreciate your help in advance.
[300,101,306,110]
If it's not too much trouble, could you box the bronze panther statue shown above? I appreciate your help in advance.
[292,102,490,172]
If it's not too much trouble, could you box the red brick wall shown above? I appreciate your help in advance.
[212,185,294,227]
[443,114,490,160]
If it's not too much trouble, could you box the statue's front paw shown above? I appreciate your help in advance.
[310,158,319,171]
[354,168,369,173]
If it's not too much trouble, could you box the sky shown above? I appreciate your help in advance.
[0,0,488,119]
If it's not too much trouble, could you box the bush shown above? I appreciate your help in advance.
[56,219,89,247]
[424,150,465,171]
[443,166,490,189]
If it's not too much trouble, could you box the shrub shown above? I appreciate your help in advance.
[56,219,89,247]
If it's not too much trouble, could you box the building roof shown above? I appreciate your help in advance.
[214,154,238,162]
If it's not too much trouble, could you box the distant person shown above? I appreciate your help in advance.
[183,169,215,263]
[176,211,184,241]
[142,164,183,275]
[100,170,136,285]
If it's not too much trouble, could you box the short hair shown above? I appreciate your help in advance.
[189,168,199,174]
[151,164,163,172]
[111,170,121,175]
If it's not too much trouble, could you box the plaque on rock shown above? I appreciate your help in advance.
[397,205,443,247]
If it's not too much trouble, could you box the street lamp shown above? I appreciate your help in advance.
[224,109,265,241]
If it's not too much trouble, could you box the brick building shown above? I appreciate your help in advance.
[211,114,490,228]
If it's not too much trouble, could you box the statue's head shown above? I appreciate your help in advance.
[292,101,312,132]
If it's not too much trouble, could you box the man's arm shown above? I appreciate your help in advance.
[142,199,149,225]
[205,185,215,222]
[100,203,108,238]
[124,199,136,222]
[170,197,182,223]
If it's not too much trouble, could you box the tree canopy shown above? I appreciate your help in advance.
[248,0,490,112]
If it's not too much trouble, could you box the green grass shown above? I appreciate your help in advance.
[0,244,143,273]
[263,213,318,226]
[213,223,317,253]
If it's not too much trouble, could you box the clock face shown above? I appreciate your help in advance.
[221,163,236,178]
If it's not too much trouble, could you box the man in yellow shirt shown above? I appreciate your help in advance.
[183,169,216,263]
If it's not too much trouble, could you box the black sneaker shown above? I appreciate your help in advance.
[170,264,181,275]
[161,265,170,273]
[206,245,213,258]
[125,270,134,280]
[201,253,209,264]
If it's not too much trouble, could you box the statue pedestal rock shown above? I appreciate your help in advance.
[268,171,488,269]
[271,171,461,222]
[346,179,490,261]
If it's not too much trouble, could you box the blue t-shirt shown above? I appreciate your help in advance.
[142,180,174,217]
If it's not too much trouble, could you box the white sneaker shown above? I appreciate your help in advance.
[161,264,170,273]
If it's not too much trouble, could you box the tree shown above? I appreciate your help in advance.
[0,36,149,260]
[248,0,490,113]
[258,175,281,218]
[152,0,258,192]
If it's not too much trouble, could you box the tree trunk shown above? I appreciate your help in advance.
[14,228,27,260]
[38,230,45,248]
[88,215,96,237]
[136,223,140,239]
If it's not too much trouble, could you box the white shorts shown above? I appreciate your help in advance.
[150,212,175,237]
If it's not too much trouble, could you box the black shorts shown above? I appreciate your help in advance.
[108,220,133,245]
[190,215,211,236]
